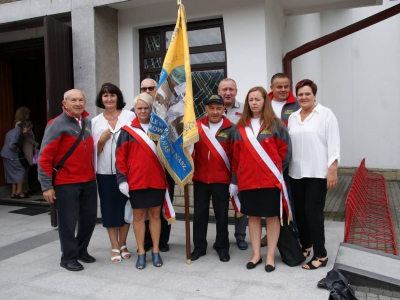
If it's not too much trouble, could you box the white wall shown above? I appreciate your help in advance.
[283,13,322,89]
[283,0,400,169]
[264,0,286,84]
[117,0,270,105]
[320,0,400,168]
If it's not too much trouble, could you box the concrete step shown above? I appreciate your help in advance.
[334,242,400,292]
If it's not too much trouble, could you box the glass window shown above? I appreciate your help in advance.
[192,69,225,119]
[166,27,222,49]
[190,51,225,65]
[140,19,226,117]
[145,35,161,52]
[144,57,162,69]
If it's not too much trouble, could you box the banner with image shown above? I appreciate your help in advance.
[148,4,198,187]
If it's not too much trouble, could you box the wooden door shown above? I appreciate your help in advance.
[44,16,74,120]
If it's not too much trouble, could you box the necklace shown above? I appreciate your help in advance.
[104,111,119,121]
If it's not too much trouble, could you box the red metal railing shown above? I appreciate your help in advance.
[344,159,398,255]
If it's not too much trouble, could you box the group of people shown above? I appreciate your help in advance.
[191,74,340,273]
[1,107,39,199]
[33,73,339,273]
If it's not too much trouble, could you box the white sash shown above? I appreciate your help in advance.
[200,123,230,172]
[127,125,175,220]
[244,126,291,216]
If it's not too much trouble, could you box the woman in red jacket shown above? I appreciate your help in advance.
[115,93,167,270]
[230,86,291,272]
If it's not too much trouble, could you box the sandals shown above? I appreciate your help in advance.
[14,193,30,199]
[302,256,328,270]
[120,245,131,259]
[152,252,163,267]
[11,194,16,199]
[111,249,122,263]
[136,253,146,270]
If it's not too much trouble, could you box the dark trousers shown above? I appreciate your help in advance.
[193,182,230,254]
[144,172,175,245]
[234,202,247,239]
[55,180,97,264]
[290,177,327,258]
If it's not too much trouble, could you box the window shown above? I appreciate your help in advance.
[139,19,226,119]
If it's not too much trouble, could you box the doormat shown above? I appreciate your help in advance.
[9,207,49,216]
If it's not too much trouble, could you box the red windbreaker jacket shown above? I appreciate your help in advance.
[193,116,234,184]
[231,118,291,191]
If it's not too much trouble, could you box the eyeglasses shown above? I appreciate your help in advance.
[140,86,156,92]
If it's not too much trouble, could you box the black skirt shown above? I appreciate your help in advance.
[240,188,280,217]
[97,174,128,228]
[129,188,165,209]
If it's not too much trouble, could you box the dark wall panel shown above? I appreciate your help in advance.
[44,16,73,120]
[0,59,15,186]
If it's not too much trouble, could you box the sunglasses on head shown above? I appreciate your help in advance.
[140,86,156,92]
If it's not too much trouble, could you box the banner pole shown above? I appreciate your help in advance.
[184,184,191,264]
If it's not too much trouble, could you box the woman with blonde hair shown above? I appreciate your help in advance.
[230,86,291,272]
[116,93,168,270]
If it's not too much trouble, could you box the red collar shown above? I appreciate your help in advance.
[63,107,89,119]
[268,90,296,104]
[199,115,232,130]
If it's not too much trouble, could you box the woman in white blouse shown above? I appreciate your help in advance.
[91,83,135,263]
[288,79,340,270]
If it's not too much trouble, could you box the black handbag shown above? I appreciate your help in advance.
[277,213,306,267]
[318,268,357,300]
[19,156,30,169]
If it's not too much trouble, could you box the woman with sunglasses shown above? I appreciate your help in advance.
[92,83,135,263]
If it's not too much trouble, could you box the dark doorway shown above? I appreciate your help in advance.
[0,15,73,191]
[0,38,46,188]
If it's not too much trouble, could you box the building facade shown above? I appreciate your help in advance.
[0,0,399,193]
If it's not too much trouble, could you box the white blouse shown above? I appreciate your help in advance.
[91,110,135,174]
[288,103,340,179]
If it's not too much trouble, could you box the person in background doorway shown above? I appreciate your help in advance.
[15,106,39,195]
[1,120,33,199]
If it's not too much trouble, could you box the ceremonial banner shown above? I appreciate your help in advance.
[148,4,198,186]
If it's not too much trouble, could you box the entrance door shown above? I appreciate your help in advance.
[44,16,74,120]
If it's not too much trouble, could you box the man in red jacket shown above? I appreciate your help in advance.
[38,89,97,272]
[191,95,234,262]
[260,73,300,247]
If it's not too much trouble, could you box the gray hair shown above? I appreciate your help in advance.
[63,89,86,101]
[133,93,153,110]
[218,78,237,90]
[141,78,158,86]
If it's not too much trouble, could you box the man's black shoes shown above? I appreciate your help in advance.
[159,242,170,252]
[60,261,84,271]
[218,252,230,262]
[190,251,206,261]
[78,253,96,263]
